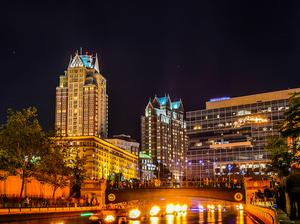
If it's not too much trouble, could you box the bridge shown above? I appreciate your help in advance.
[105,187,244,204]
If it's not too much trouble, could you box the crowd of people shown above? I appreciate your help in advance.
[106,176,244,190]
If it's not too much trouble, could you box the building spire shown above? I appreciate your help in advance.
[68,55,73,67]
[94,53,100,72]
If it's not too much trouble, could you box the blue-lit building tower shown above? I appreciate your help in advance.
[141,95,188,183]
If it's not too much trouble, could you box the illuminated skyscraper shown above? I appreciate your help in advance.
[141,95,187,182]
[55,50,138,182]
[55,50,108,138]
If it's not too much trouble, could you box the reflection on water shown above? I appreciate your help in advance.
[5,199,256,224]
[218,207,223,222]
[166,214,174,224]
[128,221,140,224]
[237,210,244,224]
[199,209,205,223]
[146,203,253,224]
[150,216,160,224]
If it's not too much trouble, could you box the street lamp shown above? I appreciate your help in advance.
[199,160,204,187]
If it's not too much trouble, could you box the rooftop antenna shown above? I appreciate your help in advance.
[80,47,83,55]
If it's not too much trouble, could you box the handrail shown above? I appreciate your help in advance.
[245,204,278,224]
[0,206,100,215]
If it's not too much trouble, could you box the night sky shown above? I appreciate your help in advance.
[1,1,300,140]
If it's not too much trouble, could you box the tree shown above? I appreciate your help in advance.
[280,92,300,138]
[265,136,293,177]
[266,92,300,177]
[0,107,49,198]
[67,149,87,198]
[35,140,71,199]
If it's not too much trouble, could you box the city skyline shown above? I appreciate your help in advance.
[1,1,300,141]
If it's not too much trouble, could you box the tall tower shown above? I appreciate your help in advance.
[141,95,187,182]
[55,50,108,138]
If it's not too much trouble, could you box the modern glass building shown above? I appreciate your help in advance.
[186,88,300,179]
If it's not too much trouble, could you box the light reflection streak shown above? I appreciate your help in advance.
[218,208,222,222]
[150,216,159,224]
[129,221,140,224]
[199,209,204,223]
[166,214,174,224]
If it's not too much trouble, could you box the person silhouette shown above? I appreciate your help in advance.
[285,164,300,220]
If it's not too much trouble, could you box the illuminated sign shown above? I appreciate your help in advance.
[209,96,230,102]
[209,97,231,102]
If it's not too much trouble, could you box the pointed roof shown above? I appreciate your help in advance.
[68,50,100,72]
[94,53,100,73]
[69,53,84,68]
[145,99,153,110]
[157,96,168,105]
[171,99,184,111]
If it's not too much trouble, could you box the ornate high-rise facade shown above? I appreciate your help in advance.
[55,50,108,138]
[55,50,138,182]
[141,95,188,182]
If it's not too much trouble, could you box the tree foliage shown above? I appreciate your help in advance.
[60,143,87,198]
[266,92,300,176]
[35,139,71,199]
[280,92,300,138]
[266,136,293,177]
[0,107,88,200]
[0,107,49,198]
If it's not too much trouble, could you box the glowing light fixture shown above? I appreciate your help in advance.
[81,212,93,217]
[129,209,141,219]
[181,204,188,211]
[150,205,161,216]
[239,204,244,210]
[175,204,181,212]
[166,204,175,214]
[104,215,116,223]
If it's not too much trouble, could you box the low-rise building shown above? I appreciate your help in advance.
[139,152,156,180]
[57,136,138,181]
[106,134,139,156]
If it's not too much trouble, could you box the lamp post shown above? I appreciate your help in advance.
[199,160,204,187]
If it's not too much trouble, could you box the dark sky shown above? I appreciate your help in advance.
[1,0,300,140]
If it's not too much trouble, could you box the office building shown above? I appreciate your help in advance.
[141,95,188,181]
[186,88,300,179]
[55,50,108,138]
[106,134,139,156]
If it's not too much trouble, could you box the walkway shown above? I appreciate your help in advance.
[277,209,300,224]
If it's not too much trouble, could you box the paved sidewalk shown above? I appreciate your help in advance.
[277,209,300,224]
